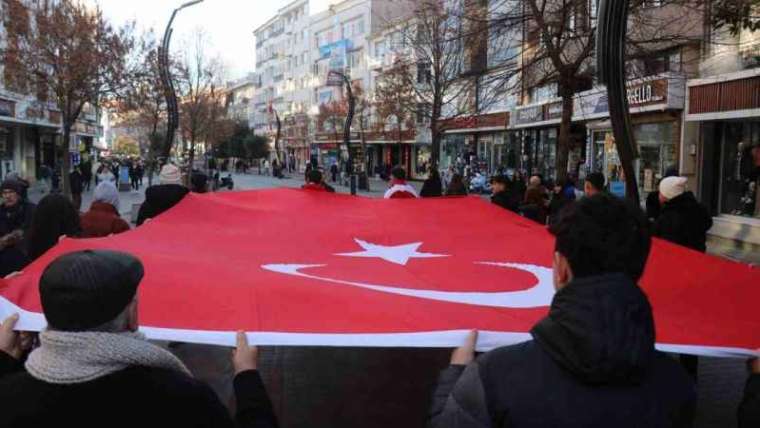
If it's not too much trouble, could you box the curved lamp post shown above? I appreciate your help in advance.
[158,0,204,161]
[597,0,640,203]
[328,70,357,195]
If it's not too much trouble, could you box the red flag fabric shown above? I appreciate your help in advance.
[1,189,758,357]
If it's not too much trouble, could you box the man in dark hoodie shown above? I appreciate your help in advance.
[429,193,696,428]
[136,164,190,226]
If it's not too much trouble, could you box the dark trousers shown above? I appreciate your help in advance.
[131,176,139,190]
[72,193,82,212]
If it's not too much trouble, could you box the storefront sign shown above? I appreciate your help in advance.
[0,99,15,118]
[514,105,543,125]
[574,77,676,121]
[449,116,478,129]
[610,181,626,198]
[25,106,44,120]
[627,80,667,106]
[545,102,563,121]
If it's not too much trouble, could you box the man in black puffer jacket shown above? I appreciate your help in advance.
[652,176,713,253]
[429,193,695,428]
[137,164,190,226]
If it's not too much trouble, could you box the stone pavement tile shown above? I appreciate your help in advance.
[256,347,450,428]
[695,357,747,428]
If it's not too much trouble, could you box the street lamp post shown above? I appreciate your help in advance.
[328,70,356,195]
[597,0,640,204]
[158,0,204,162]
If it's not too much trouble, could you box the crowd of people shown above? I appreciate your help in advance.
[0,160,755,427]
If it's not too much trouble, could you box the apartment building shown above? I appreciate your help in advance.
[253,0,312,165]
[224,75,258,128]
[308,0,413,171]
[0,20,102,184]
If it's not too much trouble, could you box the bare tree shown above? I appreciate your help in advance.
[373,61,417,146]
[317,100,347,144]
[474,0,707,181]
[176,30,228,183]
[712,0,760,34]
[1,0,141,195]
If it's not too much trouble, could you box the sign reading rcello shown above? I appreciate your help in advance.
[573,76,685,121]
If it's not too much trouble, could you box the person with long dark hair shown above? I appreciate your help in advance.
[420,168,443,198]
[445,173,468,196]
[26,194,81,262]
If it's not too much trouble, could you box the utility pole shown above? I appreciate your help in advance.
[597,0,641,203]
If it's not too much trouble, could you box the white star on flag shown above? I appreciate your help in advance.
[336,239,450,266]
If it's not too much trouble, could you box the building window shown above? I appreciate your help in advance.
[529,83,557,104]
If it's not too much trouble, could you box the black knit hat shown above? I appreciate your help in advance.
[1,179,26,197]
[39,250,144,331]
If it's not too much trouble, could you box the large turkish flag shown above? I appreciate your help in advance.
[0,189,758,357]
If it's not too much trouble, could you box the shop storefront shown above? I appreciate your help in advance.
[686,69,760,245]
[510,101,565,180]
[364,129,417,178]
[439,112,510,175]
[575,74,686,200]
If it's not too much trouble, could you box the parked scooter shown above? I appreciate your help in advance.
[220,173,234,190]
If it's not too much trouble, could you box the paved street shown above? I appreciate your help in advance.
[27,173,754,428]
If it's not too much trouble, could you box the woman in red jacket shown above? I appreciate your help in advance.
[80,181,130,238]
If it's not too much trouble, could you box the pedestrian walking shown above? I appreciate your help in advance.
[490,175,517,212]
[548,179,573,226]
[302,169,334,193]
[136,162,145,187]
[584,172,606,197]
[0,250,279,428]
[80,181,130,238]
[651,176,713,381]
[25,194,81,262]
[384,166,419,199]
[81,160,93,192]
[129,162,139,191]
[39,164,52,193]
[69,167,84,212]
[0,179,35,277]
[429,194,695,428]
[420,168,443,198]
[652,176,713,253]
[646,167,678,222]
[136,164,189,226]
[521,175,548,224]
[330,163,339,183]
[445,173,467,197]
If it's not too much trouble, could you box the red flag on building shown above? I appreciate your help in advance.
[0,189,758,356]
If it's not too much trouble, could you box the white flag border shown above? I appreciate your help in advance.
[1,296,757,358]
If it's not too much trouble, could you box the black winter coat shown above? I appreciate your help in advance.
[0,352,278,428]
[0,201,35,237]
[137,184,190,226]
[429,274,696,428]
[491,191,518,212]
[421,177,443,198]
[652,192,713,252]
[740,374,760,428]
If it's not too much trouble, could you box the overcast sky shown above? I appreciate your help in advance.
[90,0,330,81]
